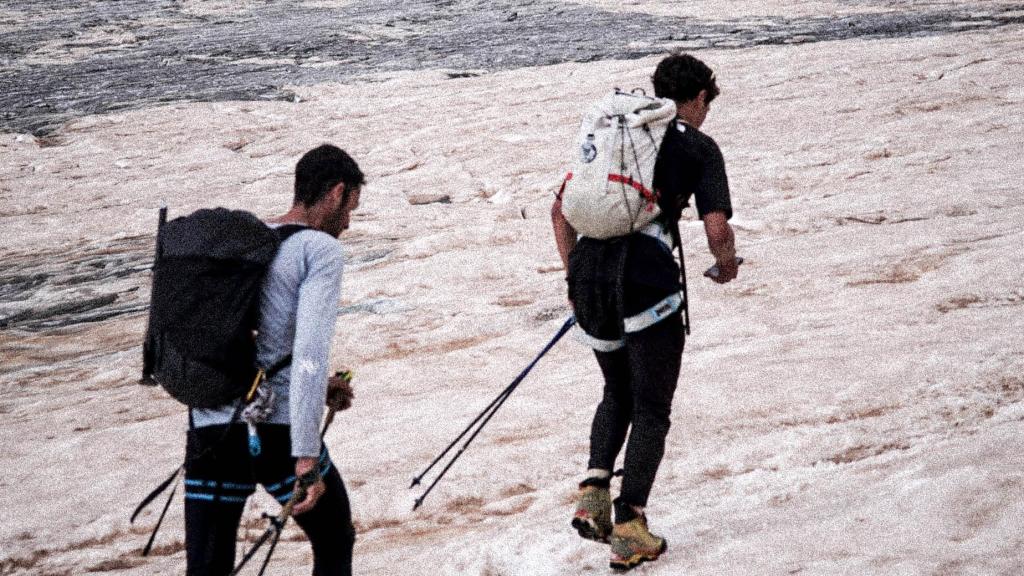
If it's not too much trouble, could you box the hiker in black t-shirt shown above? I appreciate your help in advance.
[551,53,738,571]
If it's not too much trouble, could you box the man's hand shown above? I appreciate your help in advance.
[326,371,354,411]
[292,456,325,516]
[712,257,739,284]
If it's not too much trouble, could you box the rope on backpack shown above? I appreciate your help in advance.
[623,122,653,223]
[242,382,276,457]
[615,118,638,233]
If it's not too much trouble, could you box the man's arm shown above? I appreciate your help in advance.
[703,211,737,284]
[551,194,577,270]
[289,240,345,514]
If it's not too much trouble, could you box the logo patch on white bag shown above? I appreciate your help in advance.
[580,134,597,163]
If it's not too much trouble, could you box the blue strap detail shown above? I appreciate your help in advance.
[272,461,333,505]
[185,493,249,503]
[184,479,256,491]
[264,448,331,492]
[265,461,333,498]
[265,475,296,493]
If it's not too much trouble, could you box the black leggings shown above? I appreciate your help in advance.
[588,312,685,508]
[184,424,355,576]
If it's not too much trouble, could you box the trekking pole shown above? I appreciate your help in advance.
[231,492,302,576]
[408,371,523,489]
[412,316,576,510]
[231,406,339,576]
[412,385,514,511]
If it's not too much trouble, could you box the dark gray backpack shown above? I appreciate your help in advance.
[141,207,305,408]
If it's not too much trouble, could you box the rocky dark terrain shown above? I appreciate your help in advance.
[1,1,1022,331]
[2,0,1023,136]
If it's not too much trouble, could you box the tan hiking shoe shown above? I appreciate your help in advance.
[571,483,612,543]
[609,515,667,571]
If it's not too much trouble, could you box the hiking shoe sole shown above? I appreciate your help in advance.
[571,515,611,544]
[609,539,668,572]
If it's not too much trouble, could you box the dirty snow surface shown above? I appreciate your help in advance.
[1,1,1023,575]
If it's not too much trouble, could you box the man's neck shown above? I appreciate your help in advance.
[271,206,311,226]
[675,99,704,128]
[676,113,699,128]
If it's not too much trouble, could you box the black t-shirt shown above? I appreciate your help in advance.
[569,121,732,318]
[653,120,732,221]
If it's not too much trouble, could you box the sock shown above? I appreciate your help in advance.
[580,468,612,489]
[613,498,644,524]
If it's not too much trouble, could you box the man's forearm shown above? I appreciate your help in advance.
[709,225,735,265]
[703,211,736,265]
[551,197,577,269]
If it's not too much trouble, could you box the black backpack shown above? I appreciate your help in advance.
[141,207,307,408]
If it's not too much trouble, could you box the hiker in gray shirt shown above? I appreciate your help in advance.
[185,144,364,576]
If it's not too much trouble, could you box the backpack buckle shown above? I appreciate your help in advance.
[246,368,266,403]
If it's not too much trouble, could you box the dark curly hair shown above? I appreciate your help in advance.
[293,144,365,207]
[652,53,720,105]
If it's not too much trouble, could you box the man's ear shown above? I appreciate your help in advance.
[697,89,708,105]
[329,182,346,203]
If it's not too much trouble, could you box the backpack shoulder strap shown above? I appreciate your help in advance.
[275,224,309,242]
[264,354,292,379]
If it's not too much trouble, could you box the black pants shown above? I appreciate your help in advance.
[587,312,685,508]
[184,424,355,576]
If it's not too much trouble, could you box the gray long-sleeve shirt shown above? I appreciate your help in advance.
[192,227,344,457]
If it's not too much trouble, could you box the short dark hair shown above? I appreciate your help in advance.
[293,144,365,207]
[652,53,720,105]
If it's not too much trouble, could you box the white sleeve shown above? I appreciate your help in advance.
[288,238,344,458]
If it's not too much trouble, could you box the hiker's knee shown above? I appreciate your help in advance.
[633,399,673,431]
